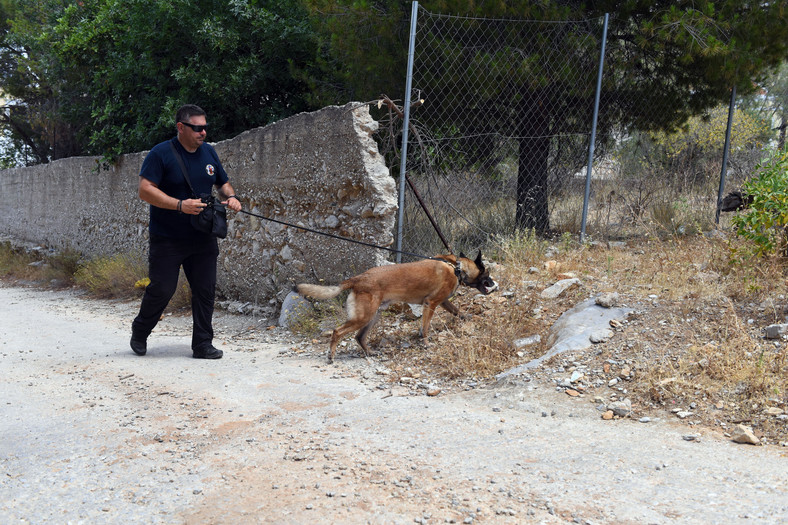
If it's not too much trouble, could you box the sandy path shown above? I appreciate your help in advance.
[1,286,786,524]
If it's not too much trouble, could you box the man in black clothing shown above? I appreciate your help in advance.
[130,104,242,359]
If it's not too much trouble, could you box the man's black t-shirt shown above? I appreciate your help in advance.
[139,137,229,240]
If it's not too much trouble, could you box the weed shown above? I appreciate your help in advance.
[731,146,788,256]
[74,254,147,299]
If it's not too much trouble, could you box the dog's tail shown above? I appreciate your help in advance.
[294,283,344,300]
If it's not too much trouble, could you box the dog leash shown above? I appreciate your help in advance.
[235,207,443,263]
[235,207,468,285]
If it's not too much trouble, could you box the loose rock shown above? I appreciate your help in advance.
[731,424,760,445]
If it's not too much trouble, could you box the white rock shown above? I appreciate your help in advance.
[540,278,580,299]
[512,335,541,349]
[595,292,619,308]
[731,424,760,445]
[608,399,631,417]
[590,329,613,343]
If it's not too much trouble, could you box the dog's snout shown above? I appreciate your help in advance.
[475,277,498,295]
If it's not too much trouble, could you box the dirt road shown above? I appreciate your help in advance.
[1,285,786,524]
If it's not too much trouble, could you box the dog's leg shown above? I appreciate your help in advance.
[329,319,368,364]
[441,299,469,320]
[440,299,460,316]
[356,309,380,359]
[327,292,380,364]
[419,301,439,339]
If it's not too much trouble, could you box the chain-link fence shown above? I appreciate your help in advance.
[391,6,771,260]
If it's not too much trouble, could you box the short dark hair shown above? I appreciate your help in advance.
[175,104,206,124]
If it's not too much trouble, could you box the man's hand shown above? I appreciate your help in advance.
[222,196,242,212]
[181,198,207,215]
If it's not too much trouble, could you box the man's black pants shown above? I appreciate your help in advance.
[132,235,219,351]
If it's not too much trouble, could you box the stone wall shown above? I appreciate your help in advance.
[0,103,397,306]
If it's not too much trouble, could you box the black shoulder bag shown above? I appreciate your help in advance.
[169,141,228,239]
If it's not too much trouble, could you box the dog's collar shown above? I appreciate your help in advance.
[433,257,467,285]
[451,260,468,286]
[454,263,463,280]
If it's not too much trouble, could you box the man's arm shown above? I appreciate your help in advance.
[138,177,205,215]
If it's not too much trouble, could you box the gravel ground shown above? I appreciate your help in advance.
[1,285,787,524]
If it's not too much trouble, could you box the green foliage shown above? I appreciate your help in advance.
[49,0,317,162]
[0,0,319,164]
[731,148,788,256]
[652,107,770,161]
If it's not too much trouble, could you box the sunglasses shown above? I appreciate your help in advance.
[180,121,208,133]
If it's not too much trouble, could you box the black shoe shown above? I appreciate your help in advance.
[130,336,147,356]
[192,346,223,359]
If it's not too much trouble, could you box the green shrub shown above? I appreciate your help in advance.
[731,148,788,256]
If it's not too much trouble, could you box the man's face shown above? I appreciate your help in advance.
[177,115,207,152]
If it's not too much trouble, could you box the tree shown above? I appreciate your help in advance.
[0,0,83,165]
[306,1,788,232]
[0,0,319,164]
[50,0,318,161]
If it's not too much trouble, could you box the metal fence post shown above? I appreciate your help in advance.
[395,1,419,263]
[580,13,609,243]
[715,85,737,226]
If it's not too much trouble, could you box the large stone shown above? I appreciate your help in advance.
[595,292,619,308]
[764,323,788,340]
[731,424,760,445]
[278,291,314,328]
[608,399,632,417]
[497,298,633,379]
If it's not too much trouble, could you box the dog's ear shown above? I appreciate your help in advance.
[459,252,466,259]
[475,250,484,268]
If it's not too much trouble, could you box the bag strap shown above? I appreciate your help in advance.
[169,140,197,197]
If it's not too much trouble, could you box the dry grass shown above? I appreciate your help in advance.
[0,241,81,286]
[74,254,193,311]
[4,227,786,443]
[0,242,193,312]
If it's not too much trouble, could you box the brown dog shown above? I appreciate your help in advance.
[295,251,498,363]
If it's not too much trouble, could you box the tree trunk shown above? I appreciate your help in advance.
[516,101,551,232]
